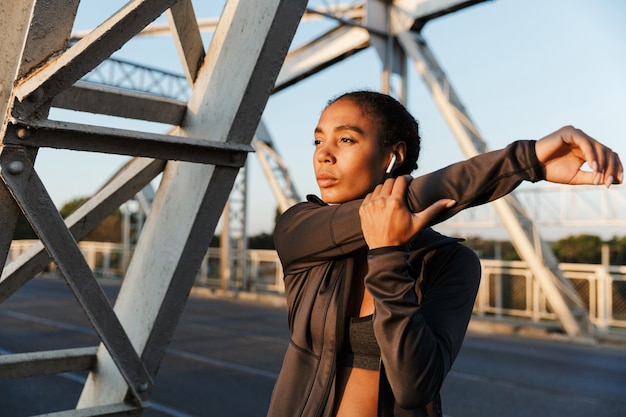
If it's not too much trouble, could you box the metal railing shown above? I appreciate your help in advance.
[476,260,626,331]
[7,240,625,332]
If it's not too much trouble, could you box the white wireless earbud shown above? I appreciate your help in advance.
[386,153,397,174]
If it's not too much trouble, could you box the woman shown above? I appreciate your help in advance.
[267,91,622,417]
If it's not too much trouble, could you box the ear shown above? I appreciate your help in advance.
[391,142,406,168]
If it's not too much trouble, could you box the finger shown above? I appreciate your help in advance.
[569,128,601,171]
[593,147,622,187]
[379,177,396,196]
[615,153,624,184]
[593,142,611,183]
[411,198,456,228]
[390,175,411,200]
[605,151,624,187]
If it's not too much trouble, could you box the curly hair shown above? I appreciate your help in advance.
[326,90,420,176]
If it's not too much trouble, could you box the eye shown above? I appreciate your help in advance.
[313,139,322,146]
[340,137,355,143]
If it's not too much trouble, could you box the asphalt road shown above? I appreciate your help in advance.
[1,277,625,417]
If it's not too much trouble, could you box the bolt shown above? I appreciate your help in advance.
[6,161,24,175]
[17,128,30,140]
[138,382,150,392]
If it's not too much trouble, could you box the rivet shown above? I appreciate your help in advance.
[17,128,30,140]
[138,382,150,392]
[6,161,24,175]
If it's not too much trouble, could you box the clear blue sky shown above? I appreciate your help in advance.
[39,0,626,238]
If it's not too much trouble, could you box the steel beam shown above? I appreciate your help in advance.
[0,0,39,310]
[275,25,371,91]
[0,146,153,403]
[77,0,308,407]
[52,82,187,125]
[5,119,251,166]
[12,0,179,119]
[254,136,301,214]
[0,347,97,379]
[0,157,165,303]
[166,0,205,84]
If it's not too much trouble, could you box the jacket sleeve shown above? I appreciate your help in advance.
[365,244,481,409]
[405,140,543,224]
[274,140,542,270]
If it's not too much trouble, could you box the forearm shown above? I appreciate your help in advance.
[365,245,481,408]
[407,140,543,224]
[274,198,365,269]
[365,248,444,408]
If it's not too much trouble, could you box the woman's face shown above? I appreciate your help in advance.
[313,98,389,204]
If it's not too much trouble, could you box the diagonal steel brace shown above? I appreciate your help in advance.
[0,145,152,404]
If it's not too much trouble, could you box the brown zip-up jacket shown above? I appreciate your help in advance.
[267,140,544,417]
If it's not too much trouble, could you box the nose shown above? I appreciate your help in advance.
[315,143,335,164]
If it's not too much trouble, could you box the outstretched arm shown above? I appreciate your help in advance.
[276,129,622,267]
[406,128,622,225]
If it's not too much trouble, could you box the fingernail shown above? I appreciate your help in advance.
[591,160,598,172]
[593,173,601,185]
[618,172,624,183]
[606,175,613,188]
[445,199,457,208]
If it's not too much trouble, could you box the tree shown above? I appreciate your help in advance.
[248,232,275,249]
[462,237,519,261]
[552,234,603,264]
[605,236,626,265]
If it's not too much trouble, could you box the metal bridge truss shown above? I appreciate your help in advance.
[439,185,626,233]
[0,0,609,415]
[1,0,308,414]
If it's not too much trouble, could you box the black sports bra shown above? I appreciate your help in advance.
[338,314,381,371]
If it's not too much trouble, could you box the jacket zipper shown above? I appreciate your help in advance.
[315,258,351,417]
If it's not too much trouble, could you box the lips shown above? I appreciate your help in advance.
[316,173,337,188]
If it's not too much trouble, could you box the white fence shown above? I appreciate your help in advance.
[477,260,626,331]
[7,240,626,332]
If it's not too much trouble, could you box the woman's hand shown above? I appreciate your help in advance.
[535,126,623,187]
[359,176,455,249]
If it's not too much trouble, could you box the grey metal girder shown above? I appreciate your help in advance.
[51,82,188,125]
[76,0,308,407]
[1,0,308,413]
[0,146,153,404]
[0,157,166,303]
[4,119,252,166]
[12,0,179,120]
[0,347,97,379]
